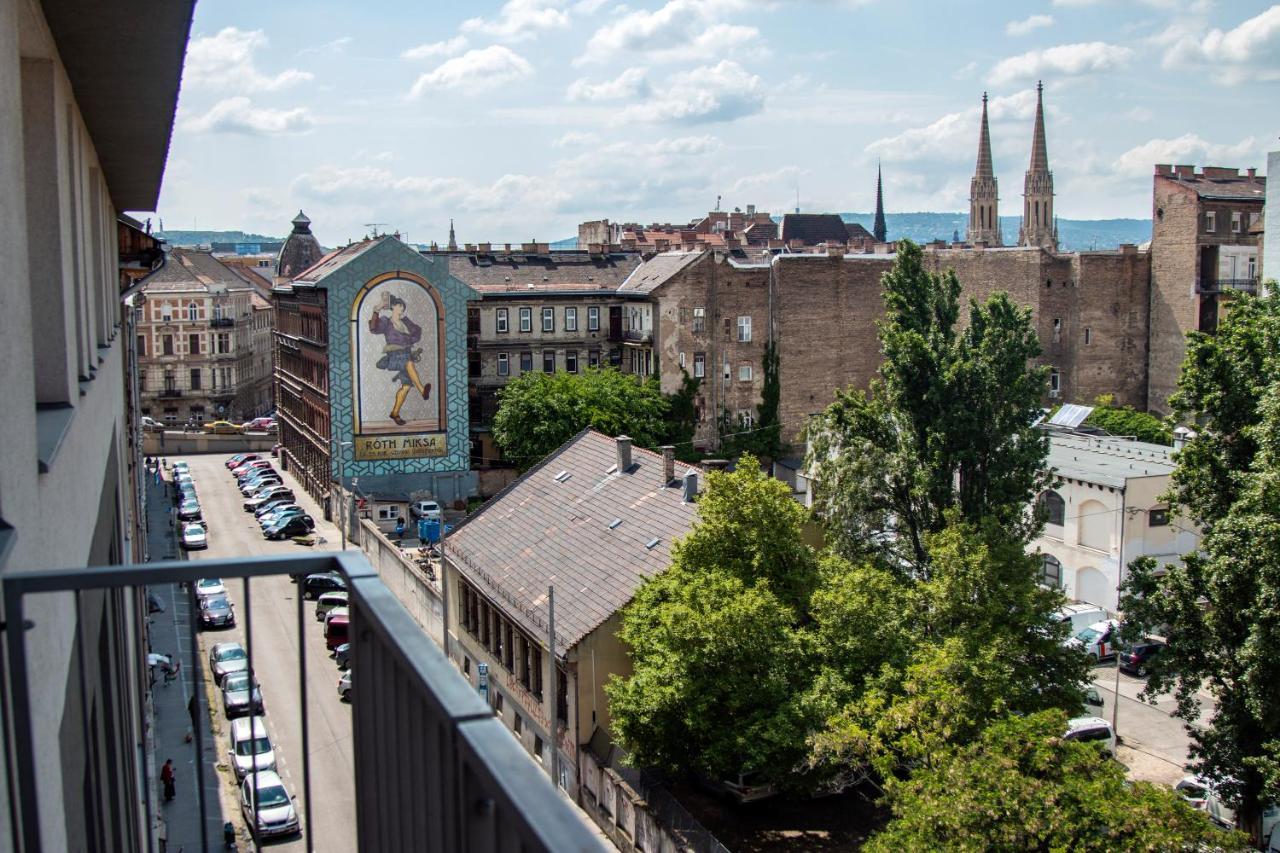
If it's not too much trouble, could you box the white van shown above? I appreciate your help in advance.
[228,716,276,780]
[1064,716,1116,756]
[1069,619,1121,661]
[1055,603,1108,637]
[1176,775,1280,840]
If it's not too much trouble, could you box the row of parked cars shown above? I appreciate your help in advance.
[141,416,278,433]
[195,577,301,840]
[171,461,210,551]
[299,571,353,699]
[225,453,317,540]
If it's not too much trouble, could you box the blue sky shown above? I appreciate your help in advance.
[149,0,1279,246]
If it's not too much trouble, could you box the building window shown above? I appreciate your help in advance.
[216,332,231,354]
[188,333,200,355]
[692,307,705,332]
[566,351,578,373]
[739,411,755,428]
[542,351,555,373]
[519,352,532,372]
[542,307,554,333]
[468,351,481,379]
[1231,211,1242,233]
[162,334,174,355]
[693,352,705,378]
[723,361,731,381]
[565,307,578,332]
[1049,368,1060,395]
[376,505,401,521]
[1148,508,1169,527]
[190,368,201,390]
[737,315,752,342]
[187,302,198,322]
[519,307,532,333]
[496,308,509,333]
[1084,328,1092,345]
[1205,211,1216,233]
[514,714,523,735]
[1039,490,1066,527]
[1040,554,1062,587]
[534,735,545,763]
[679,352,686,369]
[739,364,753,382]
[587,306,600,331]
[495,692,504,715]
[588,349,600,368]
[497,353,509,376]
[136,335,146,357]
[1052,318,1061,343]
[464,657,471,676]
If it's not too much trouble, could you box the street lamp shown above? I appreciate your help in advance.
[338,440,353,551]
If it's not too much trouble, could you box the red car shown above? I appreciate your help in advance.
[226,453,261,470]
[242,417,278,433]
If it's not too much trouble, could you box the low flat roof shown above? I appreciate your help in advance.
[1045,432,1175,488]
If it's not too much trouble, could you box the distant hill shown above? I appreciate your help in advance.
[157,230,283,247]
[839,213,1151,252]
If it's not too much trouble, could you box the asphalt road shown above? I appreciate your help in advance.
[178,453,355,851]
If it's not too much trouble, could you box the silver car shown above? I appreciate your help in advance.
[239,770,300,838]
[222,670,264,718]
[209,642,248,684]
[227,716,276,781]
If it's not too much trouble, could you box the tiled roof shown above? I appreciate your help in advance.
[445,430,701,655]
[1161,172,1266,201]
[142,248,252,293]
[617,251,703,293]
[290,239,380,284]
[845,222,875,242]
[440,251,641,294]
[779,213,857,245]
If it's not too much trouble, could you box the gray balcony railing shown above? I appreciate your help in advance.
[622,329,652,343]
[1197,276,1259,295]
[1,551,606,853]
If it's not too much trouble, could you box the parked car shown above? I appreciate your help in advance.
[265,516,315,540]
[194,578,226,602]
[302,572,346,600]
[240,476,282,496]
[1064,716,1116,756]
[1176,775,1280,838]
[227,716,276,781]
[241,417,276,432]
[204,420,242,435]
[337,670,351,702]
[324,613,349,651]
[222,670,264,718]
[199,595,235,629]
[1068,619,1122,661]
[239,770,300,838]
[410,500,443,521]
[141,415,163,431]
[315,592,349,622]
[254,498,297,517]
[177,500,203,522]
[171,460,189,474]
[334,643,351,670]
[180,522,208,551]
[209,641,248,684]
[1053,603,1108,637]
[258,505,304,527]
[232,460,273,478]
[226,453,260,470]
[323,606,349,627]
[270,443,281,458]
[236,467,278,487]
[245,487,294,511]
[1118,639,1166,677]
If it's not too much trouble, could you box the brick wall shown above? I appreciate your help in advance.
[1148,178,1202,415]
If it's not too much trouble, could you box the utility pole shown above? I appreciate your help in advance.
[1111,501,1138,735]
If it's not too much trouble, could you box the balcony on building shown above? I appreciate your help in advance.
[158,388,183,398]
[1,552,604,852]
[1196,276,1259,295]
[622,328,652,344]
[210,316,235,328]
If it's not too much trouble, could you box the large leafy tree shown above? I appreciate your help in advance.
[807,240,1051,574]
[607,458,818,785]
[866,711,1245,852]
[1121,291,1280,841]
[492,368,668,469]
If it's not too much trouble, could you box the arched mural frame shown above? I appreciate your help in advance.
[348,270,448,459]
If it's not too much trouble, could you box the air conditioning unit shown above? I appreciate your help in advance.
[1048,389,1060,399]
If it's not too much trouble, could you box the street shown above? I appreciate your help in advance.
[177,453,355,851]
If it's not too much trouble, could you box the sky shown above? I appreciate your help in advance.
[147,0,1280,246]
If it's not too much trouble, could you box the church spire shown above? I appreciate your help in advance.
[967,92,1002,246]
[1019,81,1056,250]
[447,218,457,251]
[873,161,887,243]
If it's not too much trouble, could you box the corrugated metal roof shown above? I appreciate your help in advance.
[1046,433,1176,488]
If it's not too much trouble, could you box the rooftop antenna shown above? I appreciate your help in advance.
[364,222,388,238]
[715,194,721,211]
[795,184,800,215]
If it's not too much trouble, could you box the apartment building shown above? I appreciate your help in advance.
[134,247,265,425]
[0,0,195,847]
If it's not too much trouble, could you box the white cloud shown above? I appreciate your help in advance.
[573,0,608,12]
[185,28,313,93]
[988,41,1133,84]
[1112,133,1257,176]
[1161,5,1280,84]
[554,130,601,147]
[952,61,978,79]
[181,97,316,135]
[865,88,1040,163]
[576,0,762,65]
[407,46,534,97]
[1125,106,1154,122]
[461,0,570,42]
[1051,0,1100,5]
[567,67,649,101]
[618,60,764,124]
[298,37,352,56]
[1006,14,1054,36]
[401,36,469,61]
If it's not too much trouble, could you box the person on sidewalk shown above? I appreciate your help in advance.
[160,758,176,802]
[186,694,197,743]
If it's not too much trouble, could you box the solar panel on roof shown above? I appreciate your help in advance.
[1048,404,1094,429]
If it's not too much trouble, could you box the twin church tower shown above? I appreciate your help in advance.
[966,81,1057,250]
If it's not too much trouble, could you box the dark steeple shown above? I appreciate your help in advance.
[967,92,1002,245]
[276,210,324,281]
[1019,80,1057,250]
[447,218,458,251]
[873,161,887,243]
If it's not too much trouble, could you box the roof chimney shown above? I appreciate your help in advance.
[682,470,698,502]
[661,446,675,485]
[1248,167,1257,179]
[616,435,633,473]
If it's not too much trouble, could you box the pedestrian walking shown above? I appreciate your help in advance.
[186,694,197,743]
[160,759,176,801]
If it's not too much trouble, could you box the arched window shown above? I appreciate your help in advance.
[1041,555,1062,587]
[1079,499,1110,550]
[1039,490,1065,527]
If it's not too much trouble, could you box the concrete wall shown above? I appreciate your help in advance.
[141,431,276,456]
[358,518,443,645]
[579,750,686,853]
[1148,177,1205,415]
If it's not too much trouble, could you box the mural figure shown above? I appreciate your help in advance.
[369,291,432,425]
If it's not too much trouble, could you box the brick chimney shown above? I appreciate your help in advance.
[661,446,675,485]
[616,435,633,472]
[1248,167,1257,179]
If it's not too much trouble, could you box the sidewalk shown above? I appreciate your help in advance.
[145,466,227,850]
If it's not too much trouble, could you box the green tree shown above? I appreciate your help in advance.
[607,457,818,785]
[1121,292,1280,842]
[492,368,668,469]
[866,711,1245,853]
[661,368,700,459]
[1073,394,1172,445]
[807,240,1051,574]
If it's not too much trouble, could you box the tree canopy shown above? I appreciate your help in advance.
[1070,394,1172,445]
[867,711,1245,852]
[1121,291,1280,841]
[491,368,668,469]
